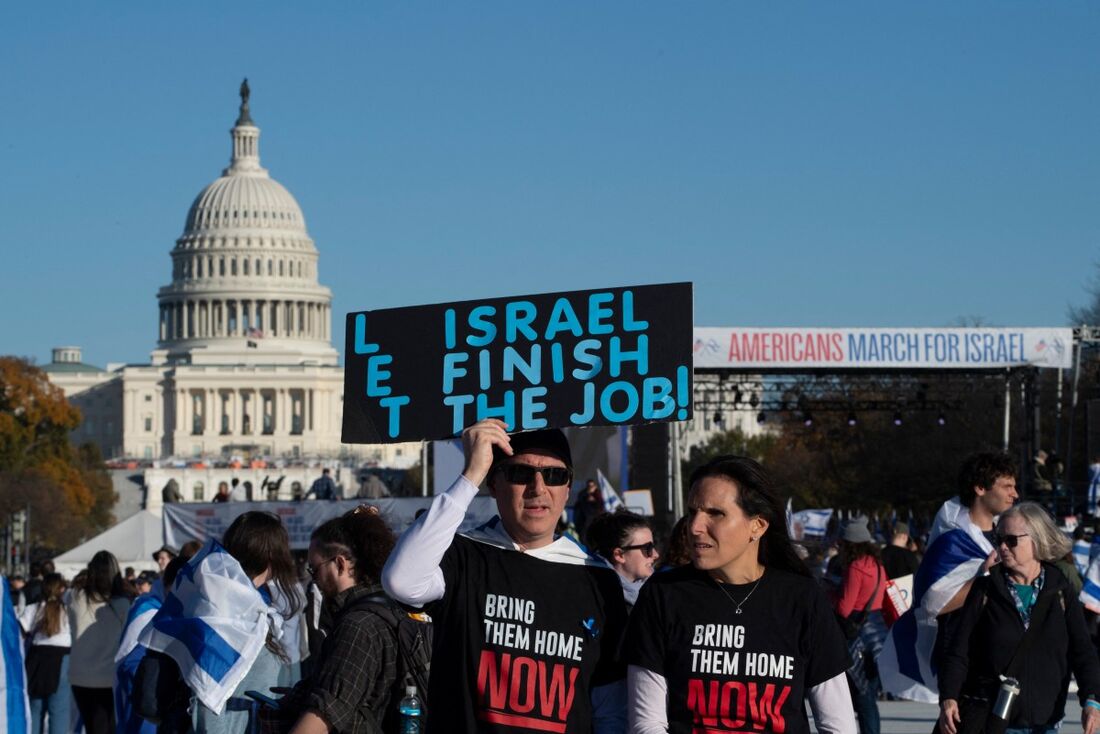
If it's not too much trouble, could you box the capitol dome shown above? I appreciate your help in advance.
[184,175,307,236]
[155,81,336,367]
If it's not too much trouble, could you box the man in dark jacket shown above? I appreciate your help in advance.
[305,469,339,501]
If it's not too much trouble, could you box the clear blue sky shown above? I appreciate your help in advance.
[2,2,1097,368]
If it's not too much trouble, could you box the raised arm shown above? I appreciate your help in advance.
[382,420,511,606]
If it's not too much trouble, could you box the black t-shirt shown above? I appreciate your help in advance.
[881,545,920,580]
[425,535,628,734]
[625,565,849,734]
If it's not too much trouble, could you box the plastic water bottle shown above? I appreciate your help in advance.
[399,685,422,733]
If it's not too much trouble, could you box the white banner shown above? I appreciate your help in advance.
[693,327,1073,370]
[163,497,499,550]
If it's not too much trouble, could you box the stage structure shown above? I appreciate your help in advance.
[640,327,1079,522]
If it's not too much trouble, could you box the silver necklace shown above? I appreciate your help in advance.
[713,573,763,615]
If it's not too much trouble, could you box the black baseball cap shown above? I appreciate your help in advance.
[491,428,573,470]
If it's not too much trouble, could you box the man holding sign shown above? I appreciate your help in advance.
[382,419,628,733]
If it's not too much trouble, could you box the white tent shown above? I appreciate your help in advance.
[52,510,162,579]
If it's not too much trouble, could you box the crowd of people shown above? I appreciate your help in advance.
[9,420,1100,734]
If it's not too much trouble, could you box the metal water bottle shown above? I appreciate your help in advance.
[992,676,1021,721]
[399,685,422,734]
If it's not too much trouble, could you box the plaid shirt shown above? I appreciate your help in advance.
[277,583,399,734]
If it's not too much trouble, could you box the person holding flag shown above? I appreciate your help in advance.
[134,512,301,733]
[574,478,607,539]
[878,452,1018,703]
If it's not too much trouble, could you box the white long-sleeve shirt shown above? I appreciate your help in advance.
[626,665,857,734]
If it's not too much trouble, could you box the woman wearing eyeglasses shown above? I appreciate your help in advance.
[586,511,661,609]
[624,455,856,734]
[938,502,1100,734]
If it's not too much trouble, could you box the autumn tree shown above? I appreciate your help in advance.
[0,357,117,553]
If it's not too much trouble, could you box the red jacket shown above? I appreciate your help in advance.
[836,555,886,617]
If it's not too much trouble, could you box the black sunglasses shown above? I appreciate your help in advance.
[994,532,1029,549]
[620,541,657,558]
[498,463,572,487]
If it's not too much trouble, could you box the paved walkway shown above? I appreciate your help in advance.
[813,700,1085,734]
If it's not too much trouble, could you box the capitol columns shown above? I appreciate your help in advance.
[276,388,286,435]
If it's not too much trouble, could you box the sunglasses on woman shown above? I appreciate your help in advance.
[620,541,657,558]
[993,532,1029,549]
[497,463,572,487]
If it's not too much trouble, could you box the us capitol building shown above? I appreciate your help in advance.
[44,83,415,476]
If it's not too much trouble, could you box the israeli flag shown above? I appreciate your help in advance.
[116,592,162,666]
[1074,540,1092,577]
[597,469,625,513]
[877,497,991,703]
[138,539,279,715]
[791,509,832,539]
[0,577,29,733]
[1081,554,1100,612]
[115,593,163,734]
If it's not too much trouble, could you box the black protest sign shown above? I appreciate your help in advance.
[341,282,693,444]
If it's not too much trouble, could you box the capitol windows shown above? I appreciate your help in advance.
[220,258,226,276]
[243,259,250,275]
[267,259,273,276]
[144,416,153,432]
[255,258,261,275]
[279,260,284,277]
[144,446,153,459]
[193,482,205,502]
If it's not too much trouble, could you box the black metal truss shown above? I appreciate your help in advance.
[690,369,1030,414]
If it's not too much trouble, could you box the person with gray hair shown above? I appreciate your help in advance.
[939,502,1100,734]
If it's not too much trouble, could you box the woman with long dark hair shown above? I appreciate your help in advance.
[198,511,302,733]
[624,455,856,733]
[834,519,887,734]
[20,573,71,734]
[67,551,134,734]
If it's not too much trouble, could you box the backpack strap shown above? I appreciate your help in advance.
[348,593,430,690]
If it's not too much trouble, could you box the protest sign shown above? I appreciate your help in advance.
[342,283,693,443]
